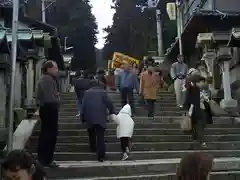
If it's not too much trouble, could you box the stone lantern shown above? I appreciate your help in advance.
[197,31,238,110]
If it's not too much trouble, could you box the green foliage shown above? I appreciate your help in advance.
[163,20,177,51]
[25,0,98,70]
[104,0,178,61]
[103,0,158,60]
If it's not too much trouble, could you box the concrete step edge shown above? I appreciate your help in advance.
[29,141,240,146]
[32,149,240,155]
[46,157,240,168]
[54,171,240,180]
[29,134,240,138]
[33,127,240,131]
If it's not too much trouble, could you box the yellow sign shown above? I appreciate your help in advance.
[112,52,139,67]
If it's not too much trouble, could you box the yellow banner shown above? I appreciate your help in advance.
[112,52,140,66]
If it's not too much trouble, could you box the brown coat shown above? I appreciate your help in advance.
[140,71,159,100]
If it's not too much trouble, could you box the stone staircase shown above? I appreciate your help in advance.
[27,91,240,179]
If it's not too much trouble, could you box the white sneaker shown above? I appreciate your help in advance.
[122,153,128,161]
[201,142,207,148]
[76,113,80,117]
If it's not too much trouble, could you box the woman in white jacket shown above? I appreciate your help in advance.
[110,104,134,160]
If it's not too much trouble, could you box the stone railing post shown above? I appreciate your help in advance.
[217,46,238,109]
[196,33,218,96]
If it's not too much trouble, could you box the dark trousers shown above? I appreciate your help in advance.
[146,99,156,117]
[38,103,58,165]
[88,124,106,159]
[120,137,129,153]
[120,87,135,112]
[191,109,206,143]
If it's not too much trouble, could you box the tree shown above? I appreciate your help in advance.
[103,0,177,62]
[103,0,158,61]
[25,0,98,70]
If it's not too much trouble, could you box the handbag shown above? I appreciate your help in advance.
[180,116,192,131]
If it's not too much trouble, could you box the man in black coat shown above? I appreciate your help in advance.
[74,70,93,117]
[81,80,115,162]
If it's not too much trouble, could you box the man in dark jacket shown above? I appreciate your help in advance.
[81,80,115,162]
[35,60,60,167]
[96,68,107,89]
[74,70,93,117]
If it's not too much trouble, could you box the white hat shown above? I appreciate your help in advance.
[188,68,199,75]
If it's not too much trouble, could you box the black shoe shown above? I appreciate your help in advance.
[98,157,105,162]
[44,161,59,168]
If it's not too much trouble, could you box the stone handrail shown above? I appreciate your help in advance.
[4,119,38,151]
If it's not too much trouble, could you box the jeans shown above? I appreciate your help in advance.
[120,87,135,113]
[76,99,82,113]
[146,99,156,117]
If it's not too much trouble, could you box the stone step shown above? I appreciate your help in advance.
[62,102,177,108]
[34,122,240,130]
[41,158,240,178]
[60,91,174,95]
[60,97,176,102]
[60,99,177,104]
[28,141,240,152]
[31,150,240,161]
[50,171,240,180]
[58,111,186,116]
[29,134,240,144]
[60,93,175,99]
[32,128,240,136]
[59,107,182,112]
[57,116,234,123]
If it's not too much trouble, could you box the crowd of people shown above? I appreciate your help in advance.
[0,150,213,180]
[0,58,217,180]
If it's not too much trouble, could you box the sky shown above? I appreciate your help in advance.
[90,0,115,49]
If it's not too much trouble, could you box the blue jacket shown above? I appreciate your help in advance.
[117,70,139,90]
[81,86,115,128]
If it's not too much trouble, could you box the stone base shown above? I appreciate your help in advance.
[220,99,238,109]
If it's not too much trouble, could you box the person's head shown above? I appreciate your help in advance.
[196,76,206,88]
[177,54,184,63]
[123,64,132,71]
[177,152,213,180]
[82,69,90,79]
[2,150,46,180]
[147,66,154,74]
[91,79,105,89]
[42,60,58,76]
[143,56,148,62]
[97,68,105,75]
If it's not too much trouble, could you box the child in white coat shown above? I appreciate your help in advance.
[110,104,134,160]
